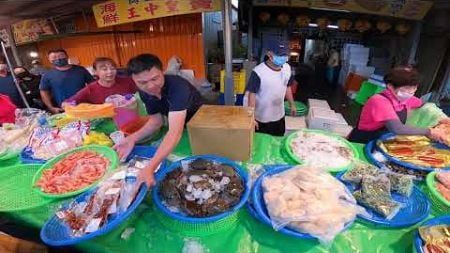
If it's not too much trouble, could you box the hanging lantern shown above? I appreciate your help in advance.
[277,13,290,26]
[376,21,392,33]
[316,18,330,30]
[259,12,271,23]
[395,23,411,35]
[337,19,352,32]
[295,15,310,28]
[354,19,371,33]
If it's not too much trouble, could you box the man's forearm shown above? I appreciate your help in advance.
[285,86,295,104]
[147,127,183,173]
[40,90,55,109]
[129,115,163,142]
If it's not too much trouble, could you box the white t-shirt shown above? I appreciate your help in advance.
[245,62,293,123]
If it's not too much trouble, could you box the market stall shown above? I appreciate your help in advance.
[0,105,449,253]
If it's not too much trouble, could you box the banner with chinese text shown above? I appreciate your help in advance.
[93,0,221,28]
[12,19,55,45]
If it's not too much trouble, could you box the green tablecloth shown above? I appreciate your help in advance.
[1,128,428,253]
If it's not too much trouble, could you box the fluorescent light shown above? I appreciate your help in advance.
[232,0,238,8]
[310,7,351,13]
[290,52,299,56]
[308,23,339,29]
[29,51,38,58]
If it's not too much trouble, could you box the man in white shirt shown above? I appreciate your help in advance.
[245,38,297,136]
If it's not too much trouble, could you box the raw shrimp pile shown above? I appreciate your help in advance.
[35,151,109,194]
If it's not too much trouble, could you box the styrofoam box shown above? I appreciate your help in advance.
[308,108,345,130]
[308,99,330,110]
[285,116,307,136]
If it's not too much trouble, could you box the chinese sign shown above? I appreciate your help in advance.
[12,19,55,45]
[0,29,11,47]
[252,0,433,20]
[93,0,221,28]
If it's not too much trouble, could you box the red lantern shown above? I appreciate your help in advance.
[355,19,371,33]
[295,15,310,28]
[395,23,411,35]
[376,21,392,33]
[337,19,352,31]
[259,12,271,23]
[277,13,290,26]
[316,18,330,30]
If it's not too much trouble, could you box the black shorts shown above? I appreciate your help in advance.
[256,117,285,136]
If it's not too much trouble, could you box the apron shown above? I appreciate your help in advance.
[348,93,407,144]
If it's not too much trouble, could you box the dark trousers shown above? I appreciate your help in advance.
[256,117,285,136]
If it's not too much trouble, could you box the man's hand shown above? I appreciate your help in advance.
[49,107,64,114]
[113,136,136,161]
[254,120,259,130]
[138,168,156,188]
[290,103,297,117]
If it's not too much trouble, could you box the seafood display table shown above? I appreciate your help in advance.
[0,130,433,253]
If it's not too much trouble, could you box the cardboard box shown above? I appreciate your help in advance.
[187,105,254,161]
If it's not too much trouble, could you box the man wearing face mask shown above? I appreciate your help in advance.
[114,54,203,187]
[348,66,445,144]
[13,66,44,109]
[245,38,297,136]
[39,48,94,114]
[0,55,25,108]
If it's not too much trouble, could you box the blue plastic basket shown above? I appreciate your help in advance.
[252,165,353,240]
[376,133,450,172]
[413,215,450,253]
[336,173,431,228]
[20,147,46,164]
[40,183,148,246]
[152,154,250,223]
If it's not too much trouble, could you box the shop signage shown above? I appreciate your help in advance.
[0,29,11,47]
[93,0,221,28]
[11,19,55,45]
[252,0,433,20]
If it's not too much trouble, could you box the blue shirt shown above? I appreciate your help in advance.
[0,73,25,107]
[39,65,94,106]
[140,75,203,123]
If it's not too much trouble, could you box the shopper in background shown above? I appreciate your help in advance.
[63,57,137,105]
[165,56,195,85]
[114,54,203,187]
[244,38,297,136]
[348,66,446,144]
[29,59,48,76]
[13,66,44,109]
[0,55,25,108]
[39,48,94,114]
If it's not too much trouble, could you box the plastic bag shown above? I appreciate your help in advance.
[386,171,414,197]
[406,103,447,128]
[361,174,392,199]
[353,190,401,220]
[342,162,379,184]
[262,165,364,245]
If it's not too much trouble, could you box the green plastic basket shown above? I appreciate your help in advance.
[0,149,20,161]
[284,129,359,172]
[32,145,119,199]
[0,164,54,212]
[354,81,385,105]
[284,101,308,116]
[426,171,450,215]
[153,204,241,236]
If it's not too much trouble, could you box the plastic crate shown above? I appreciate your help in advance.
[220,70,246,94]
[355,81,385,105]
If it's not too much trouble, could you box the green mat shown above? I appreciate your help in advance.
[0,164,54,212]
[0,128,433,253]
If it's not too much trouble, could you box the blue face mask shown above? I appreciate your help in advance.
[272,55,288,67]
[52,58,68,67]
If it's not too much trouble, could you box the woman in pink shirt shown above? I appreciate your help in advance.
[63,57,137,105]
[348,66,443,144]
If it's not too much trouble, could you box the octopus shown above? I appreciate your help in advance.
[159,158,244,217]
